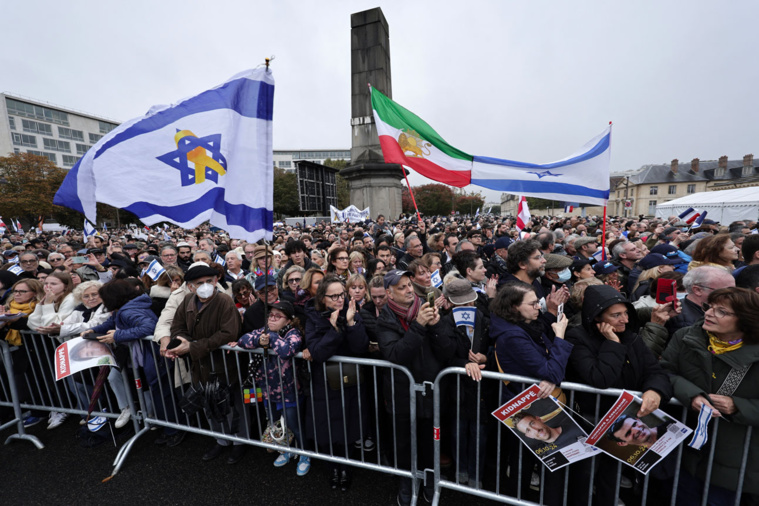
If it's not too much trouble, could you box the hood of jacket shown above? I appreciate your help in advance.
[581,285,638,332]
[120,293,154,312]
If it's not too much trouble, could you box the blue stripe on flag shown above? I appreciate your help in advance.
[472,132,610,170]
[53,158,85,213]
[469,179,609,200]
[94,77,274,160]
[122,187,273,231]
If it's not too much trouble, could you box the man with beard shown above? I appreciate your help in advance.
[176,242,193,272]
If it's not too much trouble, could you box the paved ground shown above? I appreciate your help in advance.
[2,418,503,505]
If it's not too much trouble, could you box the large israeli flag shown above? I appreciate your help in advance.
[54,68,275,242]
[471,125,611,206]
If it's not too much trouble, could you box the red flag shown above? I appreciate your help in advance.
[516,196,531,232]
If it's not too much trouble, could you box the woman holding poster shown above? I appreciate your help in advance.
[490,280,574,505]
[662,287,759,505]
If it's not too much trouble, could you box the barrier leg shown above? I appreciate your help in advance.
[0,342,43,449]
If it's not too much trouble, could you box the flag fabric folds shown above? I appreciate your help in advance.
[54,68,275,242]
[15,219,23,234]
[145,259,166,281]
[564,203,575,213]
[516,196,530,232]
[371,87,472,188]
[692,211,708,228]
[83,219,96,238]
[678,207,703,225]
[471,126,612,206]
[430,269,443,288]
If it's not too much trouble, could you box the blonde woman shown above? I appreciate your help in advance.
[345,273,370,307]
[28,271,77,335]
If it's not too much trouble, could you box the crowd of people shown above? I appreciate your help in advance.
[1,211,758,506]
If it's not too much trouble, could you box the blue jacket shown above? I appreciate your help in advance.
[91,294,158,342]
[491,314,573,388]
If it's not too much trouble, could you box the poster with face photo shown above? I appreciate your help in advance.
[492,384,599,471]
[585,391,692,474]
[54,337,117,381]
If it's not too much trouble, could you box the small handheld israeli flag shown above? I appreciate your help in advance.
[8,264,23,275]
[687,404,713,450]
[214,253,226,266]
[430,269,443,288]
[145,259,166,281]
[83,219,97,238]
[452,307,476,328]
[592,248,605,262]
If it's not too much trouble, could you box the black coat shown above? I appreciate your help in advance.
[665,296,703,335]
[375,304,456,418]
[565,285,672,412]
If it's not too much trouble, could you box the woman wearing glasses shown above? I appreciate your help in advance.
[0,279,46,427]
[662,287,759,505]
[304,275,369,492]
[326,247,350,281]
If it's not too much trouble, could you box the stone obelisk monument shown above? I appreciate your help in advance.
[340,7,406,220]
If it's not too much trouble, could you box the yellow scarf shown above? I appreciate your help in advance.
[4,299,36,347]
[707,331,743,355]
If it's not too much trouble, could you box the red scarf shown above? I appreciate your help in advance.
[386,294,422,331]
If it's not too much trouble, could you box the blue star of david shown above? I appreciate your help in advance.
[157,131,227,187]
[461,312,471,320]
[527,170,561,179]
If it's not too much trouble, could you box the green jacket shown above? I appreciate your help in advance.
[661,323,759,493]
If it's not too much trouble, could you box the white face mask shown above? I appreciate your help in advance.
[196,283,215,299]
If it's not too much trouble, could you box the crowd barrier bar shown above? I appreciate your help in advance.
[121,337,424,503]
[431,367,749,506]
[0,339,43,449]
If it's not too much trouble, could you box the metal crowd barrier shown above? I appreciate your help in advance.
[430,367,752,506]
[121,336,424,502]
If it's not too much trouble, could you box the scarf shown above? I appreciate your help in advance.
[516,320,549,351]
[707,331,743,355]
[386,294,422,331]
[5,299,37,346]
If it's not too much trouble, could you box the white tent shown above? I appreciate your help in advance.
[655,187,759,224]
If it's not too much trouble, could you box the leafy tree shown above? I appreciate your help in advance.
[404,184,455,216]
[455,192,486,216]
[323,158,350,208]
[0,153,67,225]
[525,197,562,213]
[272,167,300,218]
[488,205,501,215]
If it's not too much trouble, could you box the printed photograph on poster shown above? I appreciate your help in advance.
[54,336,117,381]
[585,390,693,474]
[491,384,598,471]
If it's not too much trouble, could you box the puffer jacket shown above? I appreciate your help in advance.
[90,294,157,344]
[662,323,759,494]
[237,326,302,404]
[565,285,672,402]
[375,304,456,418]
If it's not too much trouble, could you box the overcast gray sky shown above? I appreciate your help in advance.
[2,1,756,204]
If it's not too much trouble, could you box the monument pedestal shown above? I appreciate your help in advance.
[341,163,407,220]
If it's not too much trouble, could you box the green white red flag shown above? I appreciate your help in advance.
[370,87,472,187]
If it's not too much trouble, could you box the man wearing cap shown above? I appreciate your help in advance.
[376,269,455,505]
[541,254,573,296]
[627,253,681,297]
[242,275,279,334]
[572,237,598,261]
[165,262,246,464]
[485,236,512,281]
[174,242,192,272]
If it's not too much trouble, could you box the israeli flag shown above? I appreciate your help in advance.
[471,125,612,206]
[687,404,713,450]
[452,307,476,327]
[53,68,275,242]
[8,264,23,275]
[214,252,226,266]
[145,259,166,281]
[430,269,443,288]
[592,247,605,263]
[83,219,97,238]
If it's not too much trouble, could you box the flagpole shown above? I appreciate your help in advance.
[601,204,608,261]
[402,170,423,222]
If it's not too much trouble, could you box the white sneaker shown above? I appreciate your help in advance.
[115,408,131,429]
[47,412,68,430]
[273,452,291,467]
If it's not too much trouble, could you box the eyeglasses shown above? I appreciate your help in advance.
[50,257,64,262]
[324,292,346,301]
[520,300,541,308]
[335,256,349,261]
[695,284,715,291]
[20,259,37,264]
[288,278,302,284]
[12,289,31,294]
[161,253,177,258]
[268,313,287,321]
[702,303,735,319]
